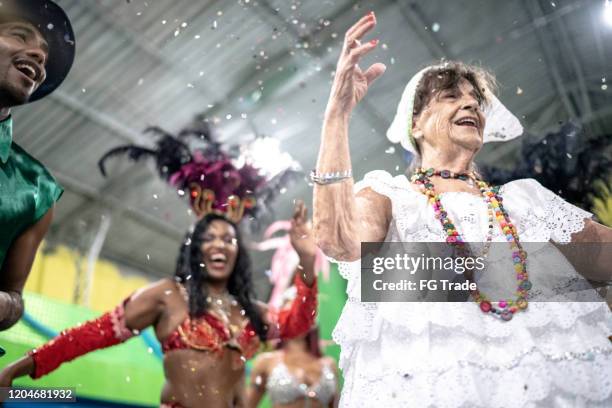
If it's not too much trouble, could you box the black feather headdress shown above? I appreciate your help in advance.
[481,122,611,210]
[98,123,301,225]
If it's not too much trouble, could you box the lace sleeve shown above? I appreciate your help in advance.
[504,178,592,244]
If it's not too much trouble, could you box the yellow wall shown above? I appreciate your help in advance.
[25,242,153,312]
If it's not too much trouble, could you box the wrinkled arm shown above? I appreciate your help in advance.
[0,208,54,330]
[313,158,392,262]
[555,219,612,282]
[313,110,392,262]
[313,12,387,263]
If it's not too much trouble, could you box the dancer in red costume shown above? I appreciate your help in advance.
[0,201,317,408]
[0,124,317,407]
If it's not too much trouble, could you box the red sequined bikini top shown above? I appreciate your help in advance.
[161,311,260,359]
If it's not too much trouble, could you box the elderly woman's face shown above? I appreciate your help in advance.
[413,78,486,153]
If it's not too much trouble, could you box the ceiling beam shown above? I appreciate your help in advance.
[52,169,185,240]
[199,0,396,123]
[521,0,577,119]
[393,1,448,59]
[49,89,148,145]
[79,0,221,101]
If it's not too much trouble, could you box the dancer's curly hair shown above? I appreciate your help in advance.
[175,213,267,340]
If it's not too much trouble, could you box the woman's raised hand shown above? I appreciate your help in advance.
[327,12,386,116]
[289,201,317,260]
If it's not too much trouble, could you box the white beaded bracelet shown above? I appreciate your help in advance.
[310,169,352,185]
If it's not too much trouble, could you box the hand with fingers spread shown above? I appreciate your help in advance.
[328,11,386,116]
[289,201,317,261]
[313,11,392,263]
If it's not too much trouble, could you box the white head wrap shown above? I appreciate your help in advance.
[386,65,524,154]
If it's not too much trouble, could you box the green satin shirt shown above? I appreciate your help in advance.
[0,116,63,269]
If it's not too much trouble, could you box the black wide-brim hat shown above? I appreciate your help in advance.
[0,0,75,102]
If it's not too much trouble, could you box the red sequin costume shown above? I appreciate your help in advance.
[27,274,316,380]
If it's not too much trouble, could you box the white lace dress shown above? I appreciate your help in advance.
[332,170,612,408]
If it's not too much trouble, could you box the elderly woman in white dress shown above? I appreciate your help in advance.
[312,12,612,408]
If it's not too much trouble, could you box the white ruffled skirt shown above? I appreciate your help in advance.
[334,300,612,408]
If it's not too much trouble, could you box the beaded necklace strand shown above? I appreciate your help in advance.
[410,168,531,321]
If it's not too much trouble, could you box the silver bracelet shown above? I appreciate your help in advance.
[310,169,352,185]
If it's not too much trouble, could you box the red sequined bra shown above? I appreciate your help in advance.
[28,275,316,379]
[161,311,260,359]
[162,274,317,359]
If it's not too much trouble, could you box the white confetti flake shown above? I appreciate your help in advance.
[432,22,440,32]
[516,87,523,95]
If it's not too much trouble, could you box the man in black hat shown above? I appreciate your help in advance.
[0,0,75,332]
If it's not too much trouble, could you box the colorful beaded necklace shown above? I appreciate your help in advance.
[410,168,530,321]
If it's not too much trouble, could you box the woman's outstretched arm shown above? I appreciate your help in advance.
[259,202,318,339]
[313,12,390,262]
[0,279,172,385]
[557,219,612,282]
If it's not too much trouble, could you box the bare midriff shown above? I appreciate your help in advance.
[160,348,246,408]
